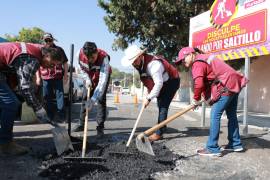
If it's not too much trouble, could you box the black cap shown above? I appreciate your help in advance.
[83,42,97,57]
[43,33,57,41]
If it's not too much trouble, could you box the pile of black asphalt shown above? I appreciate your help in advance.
[38,139,182,180]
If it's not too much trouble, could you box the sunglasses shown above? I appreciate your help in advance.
[45,39,53,43]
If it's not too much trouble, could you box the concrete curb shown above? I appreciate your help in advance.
[134,96,269,132]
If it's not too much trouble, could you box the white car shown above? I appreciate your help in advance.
[121,87,130,95]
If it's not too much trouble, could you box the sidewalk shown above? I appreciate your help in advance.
[170,99,270,131]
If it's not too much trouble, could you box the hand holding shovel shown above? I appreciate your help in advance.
[136,101,204,156]
[35,108,74,155]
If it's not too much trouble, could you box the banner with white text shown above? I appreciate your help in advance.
[189,0,270,60]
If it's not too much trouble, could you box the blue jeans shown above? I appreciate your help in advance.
[156,78,180,135]
[0,81,21,144]
[207,94,242,153]
[42,79,65,120]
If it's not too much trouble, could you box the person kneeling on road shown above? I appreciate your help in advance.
[175,47,248,157]
[0,42,63,156]
[121,45,180,142]
[72,42,111,138]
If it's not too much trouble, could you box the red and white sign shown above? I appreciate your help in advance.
[193,10,267,53]
[244,0,266,9]
[189,0,269,55]
[210,0,238,27]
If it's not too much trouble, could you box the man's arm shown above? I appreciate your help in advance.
[146,61,165,100]
[13,57,43,112]
[58,47,69,84]
[91,56,110,102]
[35,70,41,86]
[191,62,207,102]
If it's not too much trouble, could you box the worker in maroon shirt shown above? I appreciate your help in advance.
[0,42,63,156]
[38,33,68,122]
[175,47,248,157]
[72,42,111,138]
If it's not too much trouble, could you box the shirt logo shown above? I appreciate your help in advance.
[210,0,239,29]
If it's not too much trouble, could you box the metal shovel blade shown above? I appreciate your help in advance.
[136,134,155,156]
[52,127,74,155]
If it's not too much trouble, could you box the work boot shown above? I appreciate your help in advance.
[96,127,104,139]
[72,124,84,132]
[148,133,162,142]
[0,142,29,156]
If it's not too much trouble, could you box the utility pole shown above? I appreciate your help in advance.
[243,56,250,135]
[132,67,135,95]
[124,74,126,87]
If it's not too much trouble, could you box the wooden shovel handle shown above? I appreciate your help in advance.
[143,104,196,136]
[82,86,91,158]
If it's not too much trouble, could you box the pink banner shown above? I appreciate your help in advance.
[192,10,267,53]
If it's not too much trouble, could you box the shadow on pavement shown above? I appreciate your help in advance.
[242,135,270,150]
[106,117,136,121]
[14,129,52,137]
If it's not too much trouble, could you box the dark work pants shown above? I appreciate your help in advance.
[156,78,180,135]
[79,76,110,130]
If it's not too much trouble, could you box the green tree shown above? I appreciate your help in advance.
[98,0,214,61]
[111,67,141,87]
[5,27,45,43]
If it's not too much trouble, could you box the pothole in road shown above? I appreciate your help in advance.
[38,140,182,180]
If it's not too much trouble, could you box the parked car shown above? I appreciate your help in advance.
[64,74,86,103]
[121,87,130,95]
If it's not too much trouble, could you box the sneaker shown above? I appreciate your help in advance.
[197,148,222,157]
[0,142,29,156]
[72,124,84,132]
[221,145,244,152]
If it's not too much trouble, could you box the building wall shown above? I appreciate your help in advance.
[248,55,270,113]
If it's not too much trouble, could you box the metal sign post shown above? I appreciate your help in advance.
[243,56,250,135]
[201,102,206,127]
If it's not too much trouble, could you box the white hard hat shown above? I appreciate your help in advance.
[121,45,147,67]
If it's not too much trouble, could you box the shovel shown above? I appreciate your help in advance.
[109,104,145,157]
[64,86,105,161]
[136,103,198,156]
[50,121,74,155]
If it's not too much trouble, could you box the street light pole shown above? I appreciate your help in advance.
[124,74,126,87]
[243,56,250,135]
[132,67,135,95]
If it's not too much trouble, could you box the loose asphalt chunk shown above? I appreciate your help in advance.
[38,140,182,180]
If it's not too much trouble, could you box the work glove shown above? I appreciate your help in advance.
[85,99,94,110]
[191,99,201,110]
[205,98,214,106]
[35,107,51,123]
[35,108,60,127]
[143,98,151,108]
[85,79,92,88]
